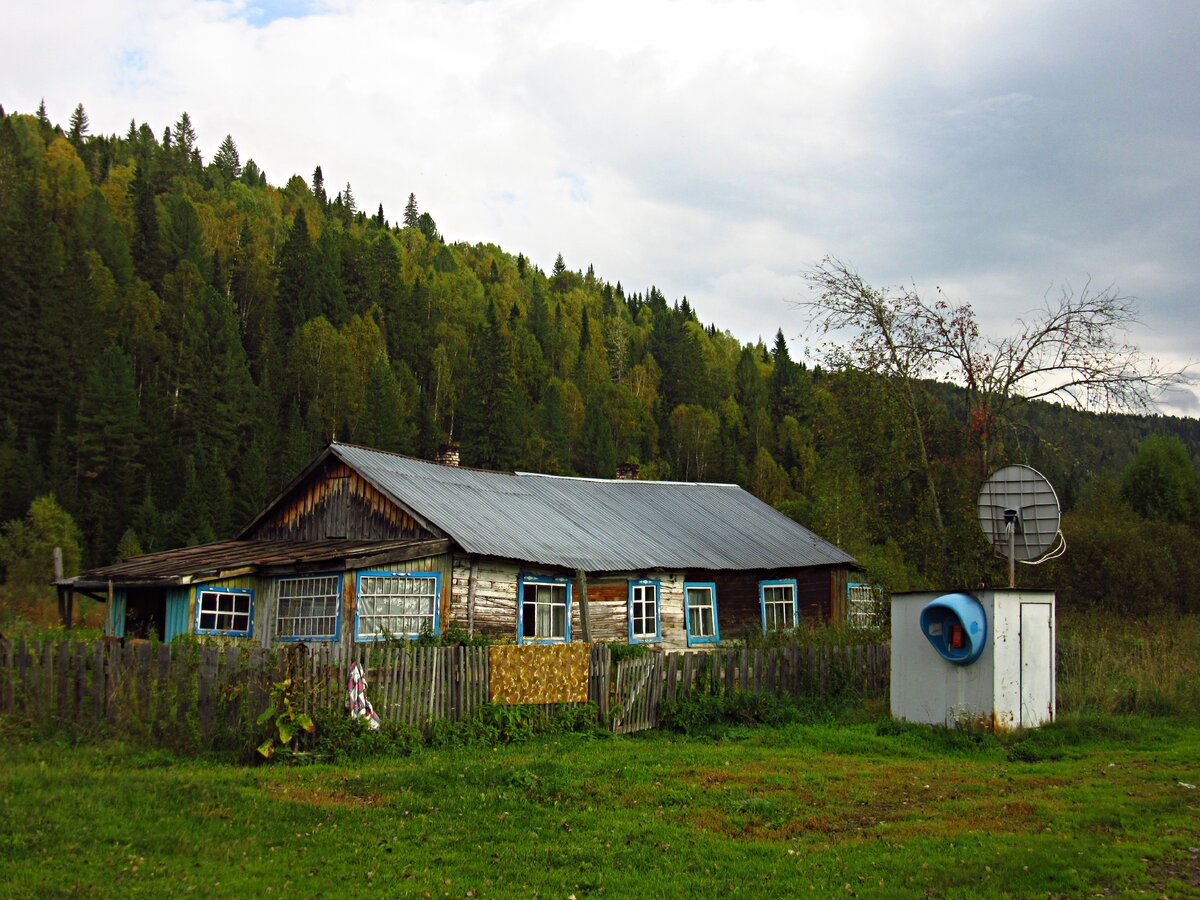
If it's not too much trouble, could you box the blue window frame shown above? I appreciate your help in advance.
[759,579,799,633]
[628,578,661,644]
[684,582,720,646]
[518,574,571,644]
[275,573,342,642]
[195,586,255,638]
[355,571,441,641]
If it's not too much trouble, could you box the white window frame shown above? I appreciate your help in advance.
[759,579,798,633]
[847,582,882,629]
[195,586,254,637]
[684,582,719,646]
[628,579,661,644]
[518,575,571,644]
[355,571,441,642]
[275,574,342,641]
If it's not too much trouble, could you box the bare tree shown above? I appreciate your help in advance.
[801,258,949,545]
[802,256,1190,475]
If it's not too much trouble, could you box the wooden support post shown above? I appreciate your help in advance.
[466,559,479,637]
[575,569,591,644]
[53,547,65,626]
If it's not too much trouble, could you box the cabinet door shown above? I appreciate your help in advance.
[1020,603,1054,726]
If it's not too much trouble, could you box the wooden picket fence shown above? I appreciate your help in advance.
[0,638,888,743]
[611,644,891,734]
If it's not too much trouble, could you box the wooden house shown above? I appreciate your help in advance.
[60,443,860,649]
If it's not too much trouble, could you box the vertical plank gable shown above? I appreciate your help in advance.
[245,461,437,541]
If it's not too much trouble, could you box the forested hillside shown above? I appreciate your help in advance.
[1,102,1197,612]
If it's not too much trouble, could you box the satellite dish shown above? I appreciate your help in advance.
[978,465,1064,586]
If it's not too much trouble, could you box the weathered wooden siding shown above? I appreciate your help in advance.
[449,554,520,637]
[247,462,437,541]
[581,577,629,643]
[259,554,452,650]
[700,567,848,639]
[797,568,833,619]
[446,560,694,648]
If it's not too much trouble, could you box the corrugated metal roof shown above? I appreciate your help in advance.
[64,537,450,588]
[331,443,857,572]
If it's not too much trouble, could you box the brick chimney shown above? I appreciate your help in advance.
[437,443,460,467]
[615,461,640,480]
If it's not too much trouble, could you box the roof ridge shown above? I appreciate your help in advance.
[515,470,739,487]
[332,441,517,476]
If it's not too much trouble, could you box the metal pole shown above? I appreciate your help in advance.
[1006,521,1016,589]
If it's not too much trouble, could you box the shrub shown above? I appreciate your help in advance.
[658,690,803,734]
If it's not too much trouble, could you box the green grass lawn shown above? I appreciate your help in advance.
[2,714,1198,898]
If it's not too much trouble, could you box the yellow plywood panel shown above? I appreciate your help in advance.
[488,644,590,704]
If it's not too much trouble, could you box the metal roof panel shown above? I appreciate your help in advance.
[331,444,856,572]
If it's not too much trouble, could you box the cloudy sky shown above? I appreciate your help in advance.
[4,0,1198,412]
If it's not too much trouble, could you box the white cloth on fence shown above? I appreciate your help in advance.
[346,661,381,730]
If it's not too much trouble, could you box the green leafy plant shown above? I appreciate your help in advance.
[255,678,315,759]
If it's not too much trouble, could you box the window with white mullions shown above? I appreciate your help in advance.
[760,581,797,632]
[520,579,568,642]
[276,575,340,640]
[685,583,719,645]
[629,581,660,643]
[196,587,253,636]
[356,573,439,640]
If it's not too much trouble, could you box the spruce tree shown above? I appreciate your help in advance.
[213,134,241,181]
[311,166,327,207]
[68,103,89,147]
[403,193,419,228]
[276,207,318,334]
[462,300,523,469]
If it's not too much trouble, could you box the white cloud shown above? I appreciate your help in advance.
[2,0,1196,415]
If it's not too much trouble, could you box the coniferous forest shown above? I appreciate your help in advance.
[2,102,1199,614]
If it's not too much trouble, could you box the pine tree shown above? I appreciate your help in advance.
[276,208,318,334]
[73,345,141,562]
[128,152,163,285]
[462,300,523,469]
[403,193,419,228]
[312,166,327,207]
[577,400,616,478]
[417,212,440,243]
[213,134,241,181]
[540,381,571,474]
[68,103,89,147]
[173,112,197,159]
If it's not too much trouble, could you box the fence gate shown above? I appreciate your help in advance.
[612,652,663,734]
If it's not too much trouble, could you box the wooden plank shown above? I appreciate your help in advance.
[198,645,218,744]
[154,644,171,726]
[134,642,151,719]
[14,639,28,716]
[70,642,84,722]
[409,645,421,727]
[56,641,71,725]
[224,646,242,737]
[40,642,55,727]
[0,640,11,715]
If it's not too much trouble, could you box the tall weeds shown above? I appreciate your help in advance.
[1057,613,1200,716]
